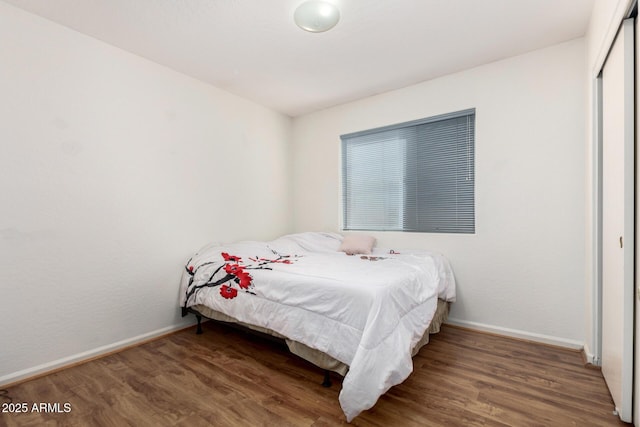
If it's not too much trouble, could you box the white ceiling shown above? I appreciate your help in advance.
[3,0,595,117]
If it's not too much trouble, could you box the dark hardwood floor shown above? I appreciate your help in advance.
[0,322,627,426]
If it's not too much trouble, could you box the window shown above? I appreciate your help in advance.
[341,109,475,233]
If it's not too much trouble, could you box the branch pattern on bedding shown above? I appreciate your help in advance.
[184,250,300,302]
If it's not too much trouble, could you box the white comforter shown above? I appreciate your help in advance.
[179,232,456,422]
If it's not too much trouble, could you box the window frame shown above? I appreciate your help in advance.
[340,108,476,234]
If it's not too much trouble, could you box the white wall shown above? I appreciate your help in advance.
[0,2,292,384]
[291,39,586,346]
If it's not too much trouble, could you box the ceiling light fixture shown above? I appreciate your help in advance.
[294,1,340,33]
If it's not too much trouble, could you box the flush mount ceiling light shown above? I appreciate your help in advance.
[294,1,340,33]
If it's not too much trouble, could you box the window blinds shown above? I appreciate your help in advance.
[341,109,475,233]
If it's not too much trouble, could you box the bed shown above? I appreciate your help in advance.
[179,232,456,422]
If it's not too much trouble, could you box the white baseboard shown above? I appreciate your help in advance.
[582,342,600,366]
[0,321,195,388]
[445,318,584,350]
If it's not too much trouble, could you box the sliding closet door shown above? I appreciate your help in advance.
[601,18,634,424]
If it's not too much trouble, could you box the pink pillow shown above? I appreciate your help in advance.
[339,234,376,255]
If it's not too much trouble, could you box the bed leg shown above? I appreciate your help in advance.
[196,314,203,335]
[322,370,332,388]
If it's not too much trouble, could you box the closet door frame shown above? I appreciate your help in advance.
[597,17,635,424]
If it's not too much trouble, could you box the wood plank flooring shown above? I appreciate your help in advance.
[0,322,627,426]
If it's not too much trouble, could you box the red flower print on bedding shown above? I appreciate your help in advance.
[222,252,242,263]
[183,250,300,304]
[220,284,238,299]
[222,262,253,296]
[224,263,243,275]
[236,270,252,289]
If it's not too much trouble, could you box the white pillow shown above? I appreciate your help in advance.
[339,234,376,255]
